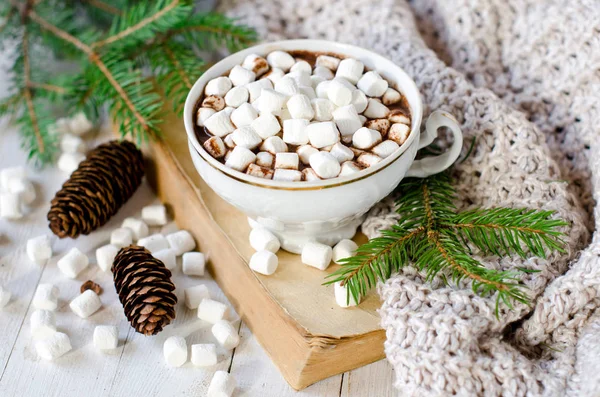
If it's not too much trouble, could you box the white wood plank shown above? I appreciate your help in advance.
[340,359,396,397]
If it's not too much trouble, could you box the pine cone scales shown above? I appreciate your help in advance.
[48,140,144,238]
[113,245,177,335]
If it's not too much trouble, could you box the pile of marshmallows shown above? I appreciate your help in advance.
[0,166,37,220]
[197,50,411,182]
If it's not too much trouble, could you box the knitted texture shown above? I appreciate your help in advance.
[218,0,599,395]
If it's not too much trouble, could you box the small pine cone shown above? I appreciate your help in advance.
[112,245,177,335]
[48,140,144,238]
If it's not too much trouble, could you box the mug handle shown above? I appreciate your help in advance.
[405,110,464,178]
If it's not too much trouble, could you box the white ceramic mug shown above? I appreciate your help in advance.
[184,40,463,253]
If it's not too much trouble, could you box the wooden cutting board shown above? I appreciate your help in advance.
[139,109,385,390]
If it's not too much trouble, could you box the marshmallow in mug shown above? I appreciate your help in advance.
[195,50,412,182]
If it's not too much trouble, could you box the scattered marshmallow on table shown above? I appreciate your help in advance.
[70,289,102,318]
[0,193,22,219]
[163,336,187,367]
[0,286,11,308]
[57,247,89,279]
[205,76,232,97]
[197,298,228,324]
[249,227,280,253]
[191,343,218,367]
[93,325,118,350]
[166,230,196,256]
[136,233,168,253]
[208,370,236,397]
[334,282,360,308]
[60,133,86,153]
[301,242,333,270]
[154,248,176,270]
[27,235,52,265]
[57,152,85,174]
[30,309,56,339]
[35,332,72,361]
[332,239,358,263]
[69,112,94,135]
[33,284,59,311]
[142,204,168,226]
[0,166,26,191]
[110,227,133,248]
[122,217,149,240]
[184,284,210,309]
[7,176,35,204]
[182,252,205,276]
[96,244,120,272]
[212,320,240,350]
[249,250,278,276]
[309,152,341,179]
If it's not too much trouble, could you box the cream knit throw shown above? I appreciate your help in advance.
[219,0,599,395]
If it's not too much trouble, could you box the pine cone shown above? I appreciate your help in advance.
[112,245,177,335]
[48,140,144,238]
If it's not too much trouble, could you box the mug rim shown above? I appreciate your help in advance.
[183,39,423,190]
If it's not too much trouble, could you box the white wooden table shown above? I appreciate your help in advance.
[0,89,395,397]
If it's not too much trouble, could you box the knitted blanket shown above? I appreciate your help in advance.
[219,0,599,395]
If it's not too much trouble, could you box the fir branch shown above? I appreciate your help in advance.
[173,13,258,52]
[84,0,122,16]
[22,26,46,157]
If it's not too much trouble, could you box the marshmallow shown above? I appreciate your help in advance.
[274,75,299,96]
[250,112,281,139]
[30,309,56,339]
[363,99,390,119]
[351,89,369,113]
[372,140,400,158]
[35,332,72,360]
[122,217,149,240]
[291,60,312,74]
[223,134,236,149]
[275,152,299,170]
[204,108,236,137]
[273,169,302,182]
[245,79,273,102]
[68,112,94,135]
[289,70,312,88]
[137,233,169,253]
[301,241,333,270]
[353,127,382,149]
[329,142,354,163]
[260,138,288,157]
[202,96,225,111]
[154,248,176,270]
[164,336,188,367]
[382,87,402,105]
[388,111,411,124]
[93,325,118,350]
[335,76,356,90]
[336,58,364,84]
[309,151,341,179]
[229,65,255,86]
[203,136,226,158]
[297,145,319,164]
[0,192,22,219]
[57,247,89,279]
[388,123,411,145]
[357,152,383,167]
[60,133,86,153]
[111,227,133,248]
[1,166,26,190]
[70,290,102,318]
[278,108,292,121]
[142,204,168,226]
[247,164,273,180]
[225,146,256,172]
[212,320,240,350]
[266,51,295,71]
[334,282,359,308]
[299,85,317,100]
[327,78,353,107]
[0,286,11,308]
[256,88,287,114]
[183,252,206,276]
[33,284,59,311]
[242,54,269,76]
[339,161,362,176]
[196,107,216,127]
[249,227,280,253]
[27,235,52,265]
[224,86,249,108]
[205,76,232,97]
[316,55,341,71]
[208,371,236,397]
[256,152,274,168]
[302,168,321,181]
[184,284,210,309]
[315,80,331,99]
[265,67,285,84]
[287,94,315,120]
[311,98,335,121]
[198,298,228,323]
[332,105,362,137]
[357,71,388,97]
[231,103,258,128]
[282,118,310,145]
[191,343,218,367]
[249,250,278,275]
[313,66,334,80]
[350,147,365,157]
[357,115,367,127]
[332,239,358,263]
[310,75,326,89]
[364,118,391,136]
[231,126,262,150]
[96,244,119,272]
[58,152,86,174]
[166,230,196,256]
[306,121,340,148]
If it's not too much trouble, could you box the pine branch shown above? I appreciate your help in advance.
[84,0,122,16]
[173,13,258,52]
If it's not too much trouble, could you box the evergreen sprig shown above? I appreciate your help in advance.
[325,173,568,315]
[0,0,257,165]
